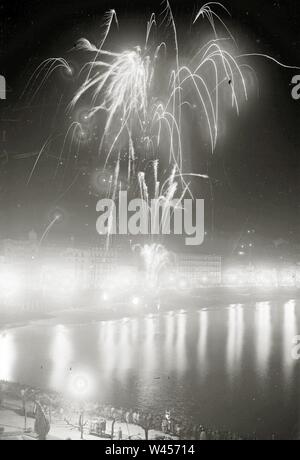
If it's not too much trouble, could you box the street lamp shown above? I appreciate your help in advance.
[132,296,140,307]
[69,374,91,440]
[102,292,109,302]
[71,375,90,400]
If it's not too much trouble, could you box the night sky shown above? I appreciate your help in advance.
[0,0,300,248]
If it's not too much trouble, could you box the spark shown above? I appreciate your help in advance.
[72,4,247,172]
[69,3,249,243]
[39,213,62,247]
[54,122,84,179]
[26,2,299,247]
[26,136,52,185]
[194,2,236,45]
[237,53,300,71]
[134,243,170,288]
[21,58,73,102]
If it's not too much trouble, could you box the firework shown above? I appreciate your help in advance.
[25,2,300,247]
[67,2,251,222]
[194,2,236,43]
[21,58,73,103]
[39,211,63,247]
[134,243,170,288]
[65,2,251,248]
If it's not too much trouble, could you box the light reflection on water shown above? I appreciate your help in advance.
[3,300,300,439]
[0,331,15,381]
[175,313,187,376]
[283,300,297,386]
[226,305,244,380]
[143,315,157,374]
[165,312,175,374]
[255,302,272,378]
[50,325,72,391]
[198,310,208,380]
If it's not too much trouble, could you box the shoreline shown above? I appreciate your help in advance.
[1,288,299,440]
[1,287,299,331]
[0,380,255,440]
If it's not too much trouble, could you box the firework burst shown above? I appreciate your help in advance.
[134,243,170,288]
[24,2,300,247]
[69,1,250,207]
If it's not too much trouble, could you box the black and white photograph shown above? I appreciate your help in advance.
[0,0,300,442]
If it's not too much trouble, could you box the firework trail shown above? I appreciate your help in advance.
[237,53,300,71]
[53,122,84,179]
[54,171,82,205]
[194,2,236,44]
[70,2,249,180]
[27,136,52,185]
[66,1,250,247]
[84,9,118,84]
[38,213,61,247]
[70,42,156,165]
[21,58,73,103]
[27,2,300,185]
[134,243,170,288]
[25,2,300,248]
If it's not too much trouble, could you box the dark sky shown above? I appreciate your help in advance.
[0,0,300,245]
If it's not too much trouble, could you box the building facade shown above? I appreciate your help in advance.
[175,254,222,287]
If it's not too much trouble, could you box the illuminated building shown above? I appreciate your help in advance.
[175,254,222,287]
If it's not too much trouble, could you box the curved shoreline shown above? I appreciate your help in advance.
[1,287,299,331]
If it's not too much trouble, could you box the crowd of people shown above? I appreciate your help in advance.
[93,404,249,440]
[1,381,254,440]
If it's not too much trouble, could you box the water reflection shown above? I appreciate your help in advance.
[283,300,297,385]
[175,313,187,375]
[236,305,244,373]
[117,319,131,377]
[256,302,272,379]
[0,331,15,381]
[198,310,208,379]
[99,321,117,378]
[227,306,237,376]
[226,305,244,380]
[50,325,72,391]
[165,312,175,373]
[143,315,157,373]
[130,318,139,344]
[4,300,300,439]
